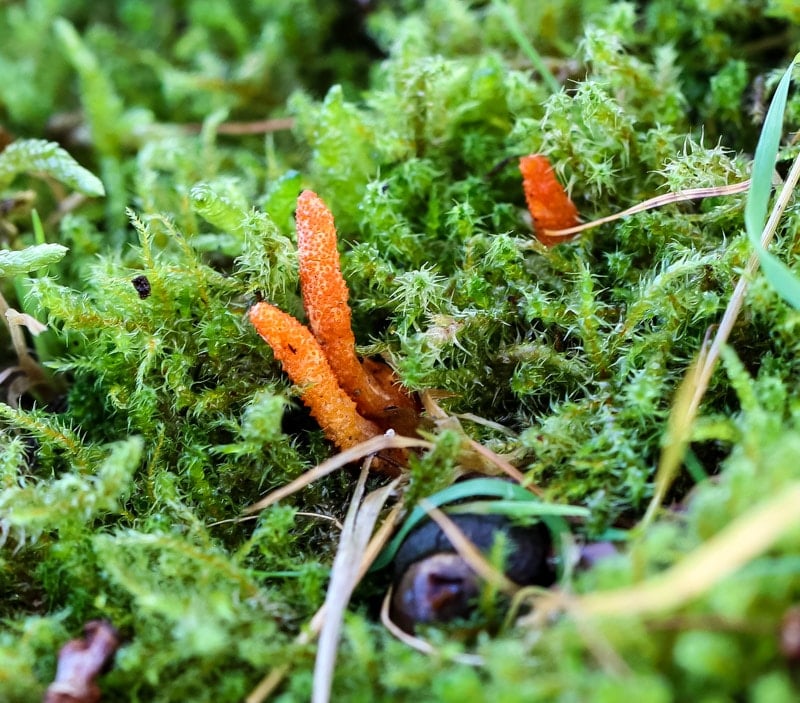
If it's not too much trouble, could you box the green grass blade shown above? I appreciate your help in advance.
[744,55,800,309]
[491,0,561,95]
[31,210,45,246]
[446,500,590,520]
[757,248,800,308]
[744,63,793,238]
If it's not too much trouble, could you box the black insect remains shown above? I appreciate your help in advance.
[131,275,151,299]
[390,513,554,633]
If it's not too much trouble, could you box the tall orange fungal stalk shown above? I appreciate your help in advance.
[248,190,419,471]
[295,190,417,424]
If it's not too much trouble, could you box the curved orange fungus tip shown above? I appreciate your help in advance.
[519,154,580,247]
[249,301,381,451]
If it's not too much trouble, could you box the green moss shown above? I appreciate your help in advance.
[2,0,800,700]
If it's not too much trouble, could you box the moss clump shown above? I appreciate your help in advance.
[2,1,800,701]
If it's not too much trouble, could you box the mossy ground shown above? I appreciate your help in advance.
[2,1,800,701]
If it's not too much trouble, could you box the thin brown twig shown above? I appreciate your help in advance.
[243,434,432,515]
[455,412,518,436]
[465,437,542,494]
[207,511,343,530]
[421,501,518,596]
[181,117,295,135]
[295,512,345,531]
[542,180,752,238]
[379,587,485,666]
[686,154,800,419]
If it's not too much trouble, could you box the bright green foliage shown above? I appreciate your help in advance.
[0,244,67,277]
[54,20,127,160]
[0,139,105,196]
[0,435,141,540]
[2,0,800,701]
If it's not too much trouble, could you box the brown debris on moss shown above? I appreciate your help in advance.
[44,621,120,703]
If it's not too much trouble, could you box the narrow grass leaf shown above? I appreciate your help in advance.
[446,499,590,519]
[490,0,560,95]
[372,478,537,570]
[758,247,800,308]
[31,210,45,246]
[744,60,795,237]
[744,55,800,308]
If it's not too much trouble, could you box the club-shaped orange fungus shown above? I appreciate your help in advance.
[295,189,417,424]
[519,154,579,247]
[249,301,381,450]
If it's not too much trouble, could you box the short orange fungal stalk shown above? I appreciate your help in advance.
[249,301,382,451]
[519,154,580,247]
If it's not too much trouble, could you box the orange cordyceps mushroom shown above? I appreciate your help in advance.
[519,155,579,247]
[248,190,419,471]
[295,189,417,426]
